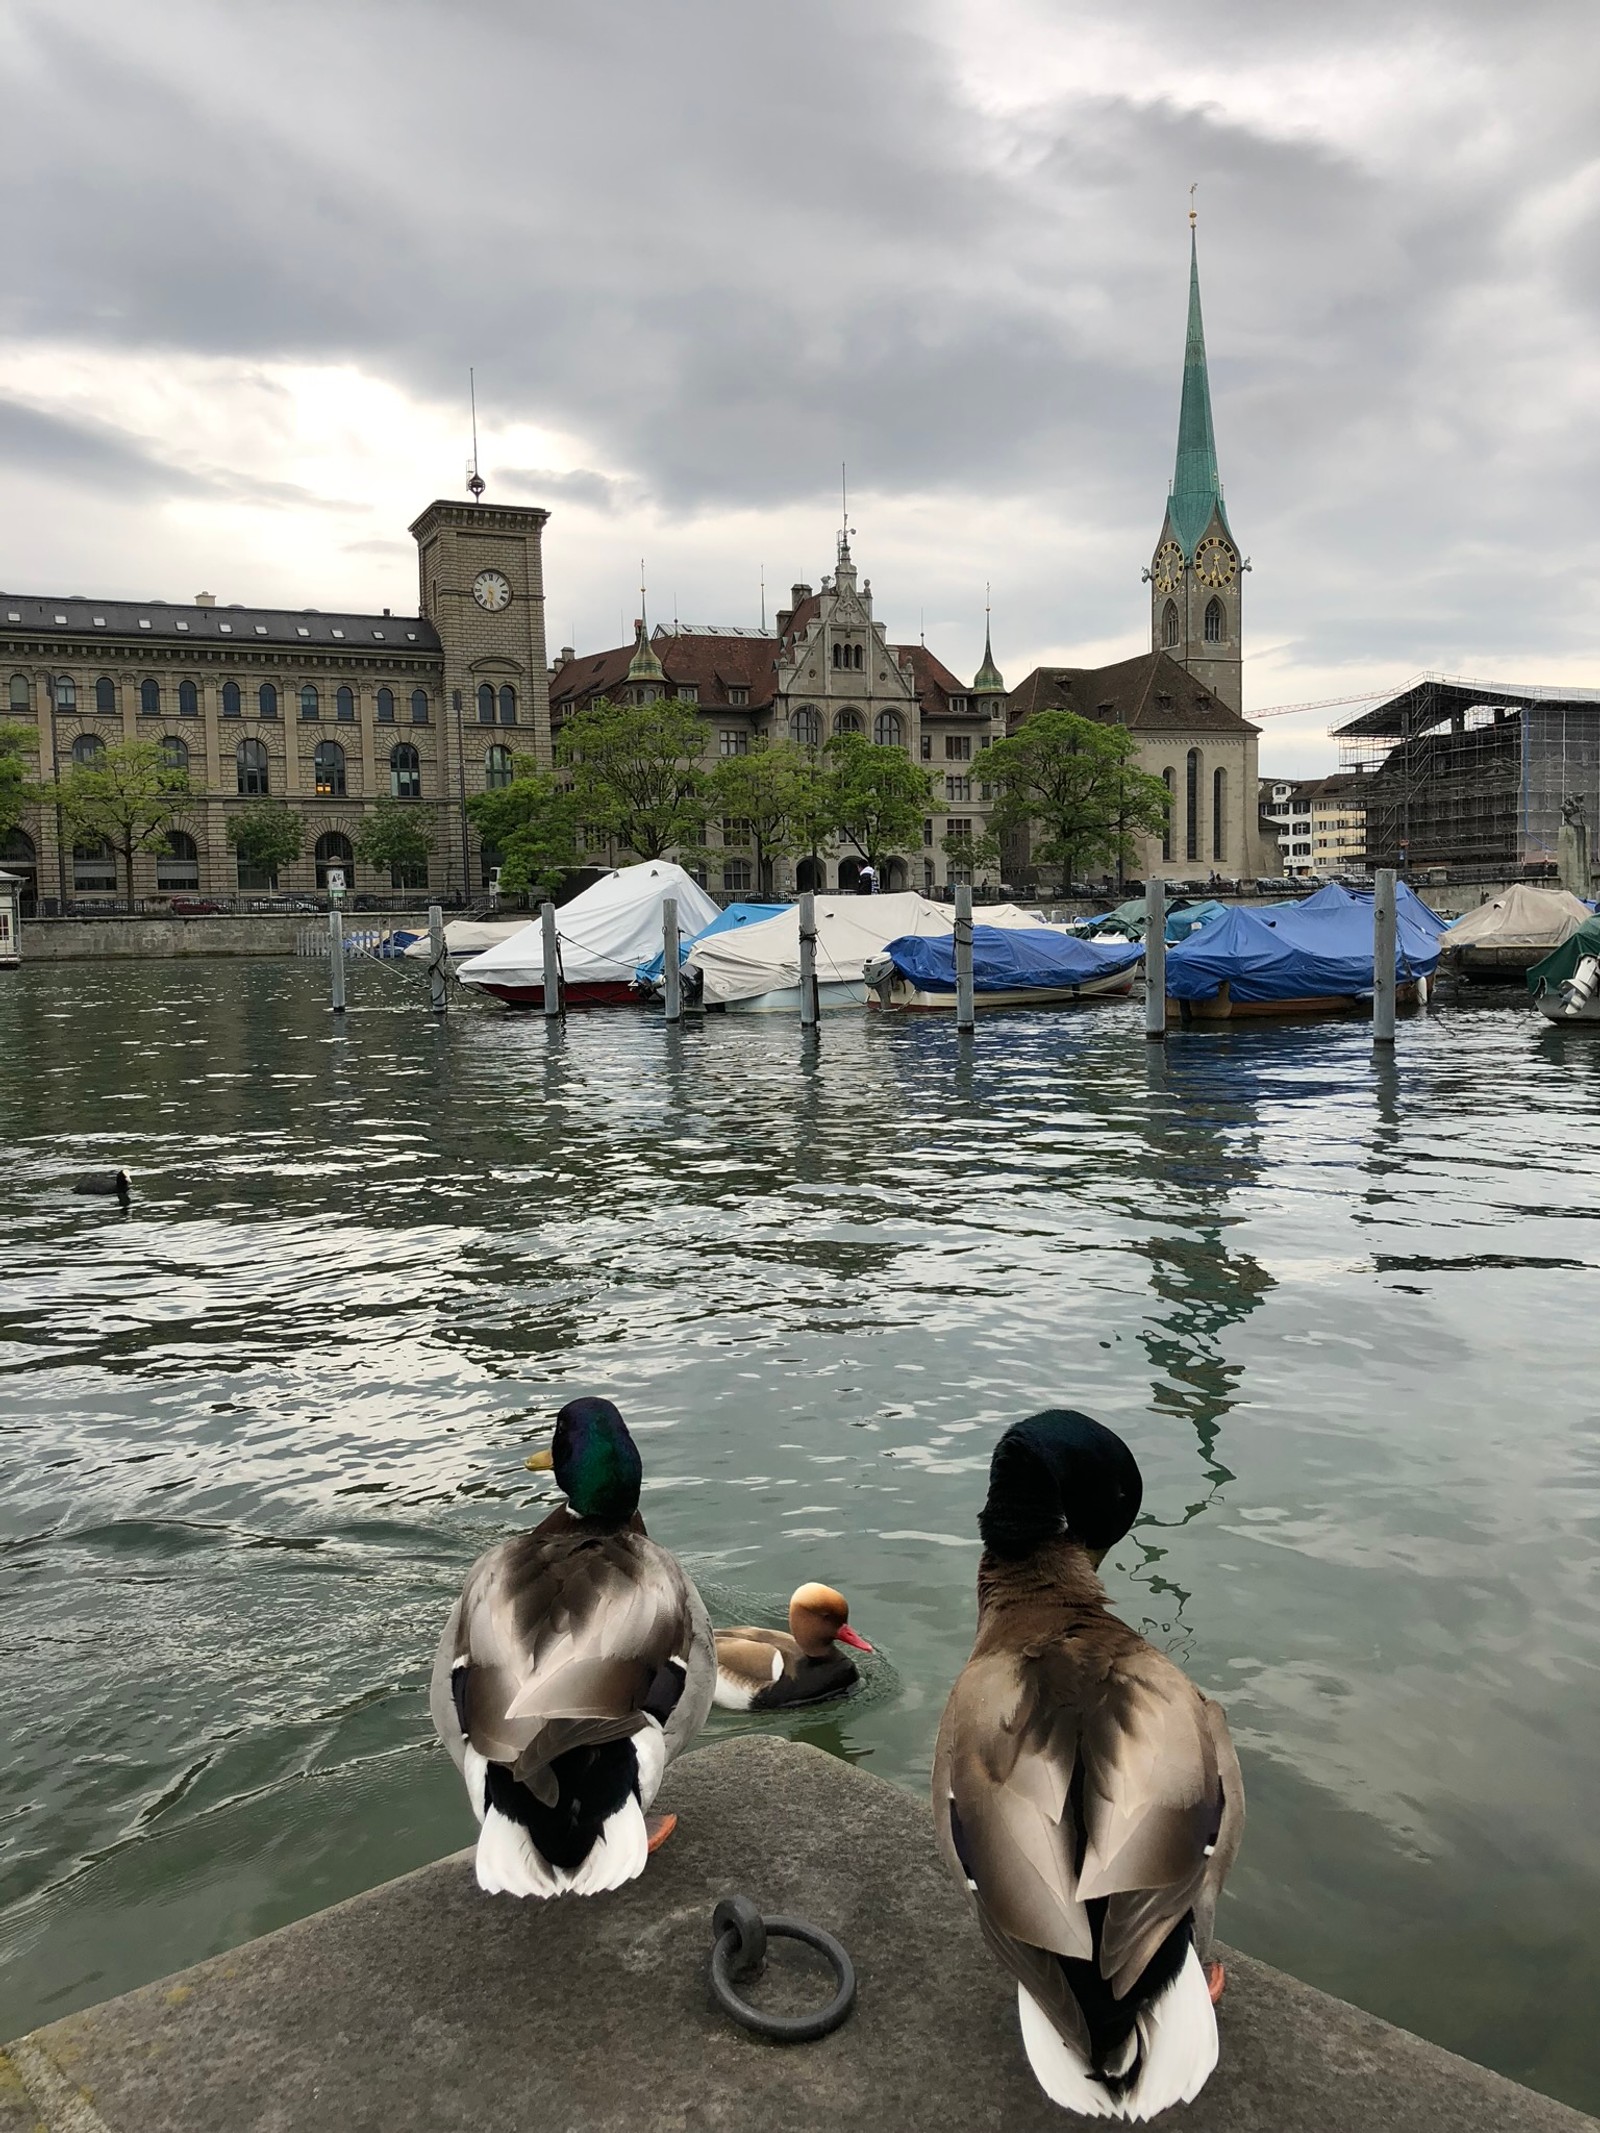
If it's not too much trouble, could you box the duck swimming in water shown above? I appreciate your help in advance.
[429,1396,715,1898]
[933,1410,1243,2121]
[712,1582,873,1711]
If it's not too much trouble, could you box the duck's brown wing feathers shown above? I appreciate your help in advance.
[933,1634,1242,2009]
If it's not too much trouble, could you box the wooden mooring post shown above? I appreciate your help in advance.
[954,882,975,1032]
[1143,876,1166,1041]
[799,891,819,1029]
[541,900,564,1021]
[427,904,447,1016]
[1373,866,1397,1046]
[662,897,681,1023]
[329,907,346,1016]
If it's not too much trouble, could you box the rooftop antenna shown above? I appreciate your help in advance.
[920,605,926,648]
[839,461,855,562]
[760,563,766,633]
[467,369,485,500]
[1189,180,1198,230]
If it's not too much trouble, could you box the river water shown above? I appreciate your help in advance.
[2,958,1598,2111]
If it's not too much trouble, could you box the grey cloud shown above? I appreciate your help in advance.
[0,394,210,498]
[496,468,625,513]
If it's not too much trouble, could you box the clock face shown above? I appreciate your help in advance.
[1151,541,1185,596]
[472,569,512,613]
[1193,537,1238,590]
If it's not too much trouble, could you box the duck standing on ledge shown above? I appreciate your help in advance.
[429,1396,714,1899]
[933,1410,1243,2121]
[712,1583,874,1711]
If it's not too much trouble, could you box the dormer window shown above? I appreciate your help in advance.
[948,695,967,714]
[677,683,698,703]
[727,686,749,707]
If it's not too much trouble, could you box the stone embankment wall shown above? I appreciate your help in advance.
[14,913,431,962]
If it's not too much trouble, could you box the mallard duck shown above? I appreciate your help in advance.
[712,1583,873,1711]
[932,1410,1243,2121]
[429,1396,715,1898]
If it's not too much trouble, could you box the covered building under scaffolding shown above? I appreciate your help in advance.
[1334,675,1600,877]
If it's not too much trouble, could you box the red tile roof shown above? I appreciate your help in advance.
[1006,651,1257,735]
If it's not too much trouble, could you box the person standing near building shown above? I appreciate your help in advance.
[856,862,876,895]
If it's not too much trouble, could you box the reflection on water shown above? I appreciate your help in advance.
[3,962,1600,2112]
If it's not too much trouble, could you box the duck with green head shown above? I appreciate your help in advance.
[933,1409,1244,2120]
[430,1395,715,1898]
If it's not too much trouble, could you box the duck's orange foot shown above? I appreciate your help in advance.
[1206,1961,1226,2006]
[646,1812,678,1855]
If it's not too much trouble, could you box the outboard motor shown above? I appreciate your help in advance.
[1561,954,1600,1017]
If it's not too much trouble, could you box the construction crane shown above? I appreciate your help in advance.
[1248,692,1387,720]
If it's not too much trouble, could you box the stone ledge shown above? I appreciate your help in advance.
[6,1737,1594,2133]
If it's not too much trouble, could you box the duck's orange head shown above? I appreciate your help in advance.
[789,1582,873,1657]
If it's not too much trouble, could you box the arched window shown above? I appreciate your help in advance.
[8,674,29,711]
[221,680,241,718]
[1204,597,1224,645]
[299,684,319,722]
[158,735,189,779]
[178,679,199,718]
[834,707,863,737]
[313,739,346,796]
[377,687,395,724]
[139,678,160,717]
[498,684,517,726]
[72,841,116,892]
[485,744,514,791]
[790,706,820,748]
[410,689,429,725]
[258,682,279,720]
[157,831,200,892]
[336,685,355,723]
[853,644,864,670]
[390,742,421,799]
[55,675,77,710]
[831,644,841,668]
[1185,748,1200,862]
[1161,767,1175,863]
[314,832,354,890]
[237,738,270,796]
[476,683,495,725]
[96,676,117,713]
[1162,601,1180,649]
[1212,767,1227,862]
[72,732,105,768]
[873,709,902,747]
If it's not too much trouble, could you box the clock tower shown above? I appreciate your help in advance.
[1146,218,1245,714]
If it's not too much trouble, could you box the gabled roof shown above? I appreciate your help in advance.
[893,642,983,718]
[1006,651,1257,735]
[0,592,440,654]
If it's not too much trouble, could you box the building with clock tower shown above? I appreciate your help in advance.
[1146,218,1244,716]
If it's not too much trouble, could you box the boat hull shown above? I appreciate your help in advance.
[723,979,867,1013]
[1448,944,1559,981]
[869,973,1136,1011]
[1167,979,1422,1022]
[1536,993,1600,1023]
[473,979,644,1009]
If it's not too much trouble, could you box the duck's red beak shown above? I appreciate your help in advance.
[837,1625,873,1652]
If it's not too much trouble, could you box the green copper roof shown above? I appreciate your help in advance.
[626,615,665,685]
[1166,229,1233,559]
[972,620,1005,696]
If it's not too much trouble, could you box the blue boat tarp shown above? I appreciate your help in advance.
[884,926,1144,994]
[634,902,787,984]
[1166,882,1441,1003]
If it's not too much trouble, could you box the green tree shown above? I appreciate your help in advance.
[701,741,816,897]
[557,696,707,860]
[226,802,305,889]
[981,711,1170,895]
[940,827,1002,882]
[825,732,935,876]
[55,740,188,907]
[354,798,435,889]
[0,723,37,843]
[467,765,583,899]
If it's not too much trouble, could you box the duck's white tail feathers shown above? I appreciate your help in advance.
[1017,1947,1219,2122]
[462,1728,663,1900]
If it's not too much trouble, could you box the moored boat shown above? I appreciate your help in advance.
[1529,913,1600,1023]
[862,926,1143,1010]
[1439,883,1591,982]
[1165,881,1442,1022]
[457,862,722,1007]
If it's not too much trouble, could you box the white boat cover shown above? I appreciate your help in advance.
[1442,883,1591,951]
[687,893,1060,1006]
[402,919,529,960]
[457,862,723,991]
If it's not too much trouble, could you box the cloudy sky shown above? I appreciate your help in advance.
[3,0,1598,772]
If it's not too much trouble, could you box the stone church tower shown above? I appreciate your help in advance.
[1146,219,1245,714]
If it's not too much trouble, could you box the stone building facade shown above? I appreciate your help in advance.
[550,532,1008,894]
[1,500,550,912]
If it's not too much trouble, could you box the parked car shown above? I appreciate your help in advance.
[169,898,228,916]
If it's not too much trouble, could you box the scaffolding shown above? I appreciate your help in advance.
[1335,674,1600,875]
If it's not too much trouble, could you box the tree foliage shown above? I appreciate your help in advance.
[556,697,706,861]
[981,711,1170,893]
[226,802,305,878]
[825,732,935,871]
[354,798,434,885]
[55,740,189,904]
[701,741,817,896]
[0,723,36,843]
[466,764,582,898]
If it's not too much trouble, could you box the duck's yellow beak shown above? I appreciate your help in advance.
[525,1448,555,1472]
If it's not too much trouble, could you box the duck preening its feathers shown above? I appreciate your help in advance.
[430,1397,714,1899]
[935,1410,1243,2121]
[712,1582,873,1712]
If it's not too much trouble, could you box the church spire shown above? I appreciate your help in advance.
[972,586,1005,697]
[626,560,665,685]
[1167,221,1232,559]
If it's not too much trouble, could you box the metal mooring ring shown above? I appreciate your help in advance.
[709,1893,857,2043]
